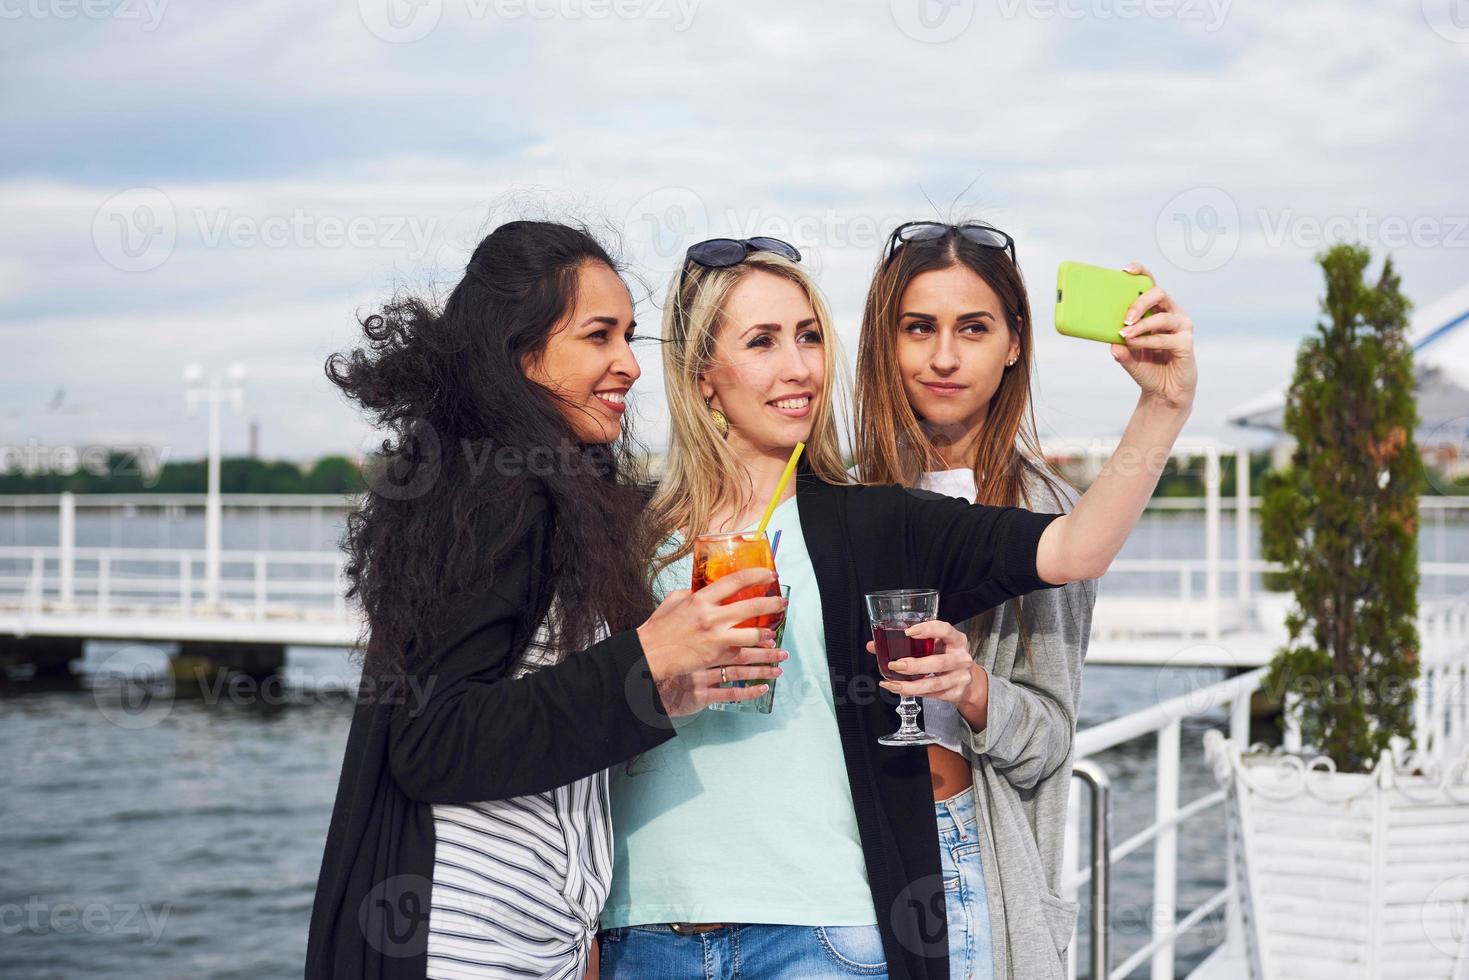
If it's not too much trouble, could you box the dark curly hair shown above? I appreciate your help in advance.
[326,219,655,678]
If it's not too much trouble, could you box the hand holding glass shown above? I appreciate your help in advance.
[864,588,941,746]
[692,531,785,711]
[709,583,790,714]
[693,531,781,623]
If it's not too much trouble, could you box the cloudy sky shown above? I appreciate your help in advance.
[4,0,1467,469]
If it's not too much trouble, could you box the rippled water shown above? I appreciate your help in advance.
[1,642,1255,979]
[1,506,1459,977]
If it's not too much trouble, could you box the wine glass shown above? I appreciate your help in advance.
[864,588,941,746]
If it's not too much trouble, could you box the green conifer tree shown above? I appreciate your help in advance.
[1259,244,1421,773]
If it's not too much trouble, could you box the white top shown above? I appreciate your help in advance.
[425,610,612,980]
[917,467,986,759]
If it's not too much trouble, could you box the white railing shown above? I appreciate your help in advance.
[1064,666,1269,980]
[3,492,1467,635]
[0,491,356,610]
[0,545,351,623]
[1417,598,1469,760]
[0,492,355,507]
[1100,556,1469,642]
[1064,594,1469,980]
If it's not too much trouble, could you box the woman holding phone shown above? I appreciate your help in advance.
[852,223,1166,979]
[305,220,785,980]
[598,235,1196,980]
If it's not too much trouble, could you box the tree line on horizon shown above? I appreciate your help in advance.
[5,448,1460,497]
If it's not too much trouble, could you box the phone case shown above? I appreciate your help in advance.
[1054,260,1155,344]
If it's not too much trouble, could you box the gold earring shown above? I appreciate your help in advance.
[1006,356,1018,367]
[707,398,729,438]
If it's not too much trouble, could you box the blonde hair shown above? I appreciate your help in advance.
[644,252,850,583]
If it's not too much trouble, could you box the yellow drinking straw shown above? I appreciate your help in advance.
[756,442,805,535]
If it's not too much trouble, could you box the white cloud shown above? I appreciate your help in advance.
[2,0,1464,459]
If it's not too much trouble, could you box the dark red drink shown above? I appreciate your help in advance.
[872,626,936,681]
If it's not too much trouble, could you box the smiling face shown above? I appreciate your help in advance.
[698,268,826,458]
[895,263,1020,460]
[523,260,641,444]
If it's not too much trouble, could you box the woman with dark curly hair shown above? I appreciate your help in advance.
[305,220,787,980]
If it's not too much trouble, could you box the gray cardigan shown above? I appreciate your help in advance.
[955,472,1096,980]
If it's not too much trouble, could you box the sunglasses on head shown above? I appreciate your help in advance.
[685,236,802,269]
[882,221,1017,266]
[678,236,802,294]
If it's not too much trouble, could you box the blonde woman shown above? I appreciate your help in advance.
[852,222,1173,979]
[597,236,1196,980]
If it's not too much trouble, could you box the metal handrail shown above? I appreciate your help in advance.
[1065,595,1469,979]
[1074,668,1267,759]
[1071,759,1112,980]
[0,545,342,564]
[2,490,1467,508]
[1109,888,1231,979]
[1066,666,1268,980]
[0,492,359,508]
[0,544,352,623]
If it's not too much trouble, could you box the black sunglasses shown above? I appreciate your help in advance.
[678,236,802,294]
[685,236,802,269]
[882,221,1017,266]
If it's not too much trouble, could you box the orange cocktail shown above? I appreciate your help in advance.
[691,530,781,628]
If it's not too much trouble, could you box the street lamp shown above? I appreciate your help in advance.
[184,363,246,608]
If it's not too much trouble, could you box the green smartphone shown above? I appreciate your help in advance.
[1054,261,1155,344]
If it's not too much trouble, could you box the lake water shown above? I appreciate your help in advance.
[1,643,1251,980]
[3,504,1463,978]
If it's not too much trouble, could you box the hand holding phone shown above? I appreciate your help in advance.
[1054,260,1155,344]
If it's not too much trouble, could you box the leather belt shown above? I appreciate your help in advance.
[668,922,728,935]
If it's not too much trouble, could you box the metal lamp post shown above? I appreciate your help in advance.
[184,363,246,608]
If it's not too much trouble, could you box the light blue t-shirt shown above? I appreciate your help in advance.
[601,495,877,927]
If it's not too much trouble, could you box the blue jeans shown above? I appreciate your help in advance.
[938,786,993,980]
[599,922,889,978]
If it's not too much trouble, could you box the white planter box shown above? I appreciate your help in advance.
[1204,732,1469,979]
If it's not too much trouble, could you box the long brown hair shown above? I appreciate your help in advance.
[853,226,1074,657]
[643,253,850,584]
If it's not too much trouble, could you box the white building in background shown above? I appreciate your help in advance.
[1226,282,1469,482]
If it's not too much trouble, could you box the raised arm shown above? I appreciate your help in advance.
[1035,262,1197,586]
[901,487,1065,626]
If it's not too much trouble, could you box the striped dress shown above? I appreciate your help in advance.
[425,612,612,980]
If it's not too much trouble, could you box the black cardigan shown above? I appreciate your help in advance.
[790,461,1062,980]
[305,463,1062,980]
[304,490,674,979]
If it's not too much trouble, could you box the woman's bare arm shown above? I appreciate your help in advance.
[1035,262,1197,585]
